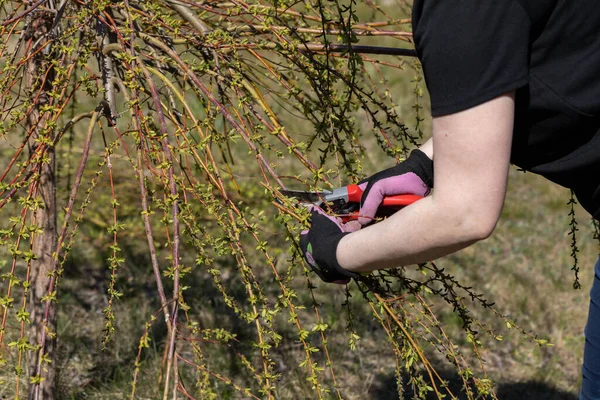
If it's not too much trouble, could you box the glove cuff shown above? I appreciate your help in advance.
[407,149,434,189]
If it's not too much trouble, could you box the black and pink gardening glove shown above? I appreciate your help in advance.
[300,207,360,284]
[358,149,434,225]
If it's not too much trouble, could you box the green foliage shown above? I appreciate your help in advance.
[0,1,594,399]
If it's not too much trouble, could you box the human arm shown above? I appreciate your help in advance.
[336,92,515,272]
[300,0,529,280]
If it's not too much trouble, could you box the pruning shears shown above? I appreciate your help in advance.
[281,183,422,223]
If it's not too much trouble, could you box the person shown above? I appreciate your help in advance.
[299,1,600,398]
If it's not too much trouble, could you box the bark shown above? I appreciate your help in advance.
[27,151,57,400]
[25,13,58,400]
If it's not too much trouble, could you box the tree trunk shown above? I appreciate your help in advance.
[25,12,58,400]
[27,151,57,400]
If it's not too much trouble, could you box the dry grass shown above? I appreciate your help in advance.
[434,168,596,397]
[50,167,592,400]
[1,2,597,398]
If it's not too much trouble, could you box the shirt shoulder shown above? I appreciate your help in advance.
[412,0,533,116]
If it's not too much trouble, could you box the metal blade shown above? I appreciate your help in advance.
[280,189,331,204]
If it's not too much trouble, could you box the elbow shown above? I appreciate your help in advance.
[464,217,497,242]
[441,202,500,243]
[433,190,504,243]
[455,212,499,242]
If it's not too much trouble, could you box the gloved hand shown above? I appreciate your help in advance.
[300,207,360,284]
[358,149,433,225]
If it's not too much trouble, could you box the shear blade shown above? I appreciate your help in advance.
[280,189,331,204]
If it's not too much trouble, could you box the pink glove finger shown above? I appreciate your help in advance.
[358,172,429,225]
[341,220,362,233]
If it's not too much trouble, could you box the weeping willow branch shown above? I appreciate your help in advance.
[0,2,558,399]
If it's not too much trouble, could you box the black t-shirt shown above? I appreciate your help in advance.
[412,0,600,219]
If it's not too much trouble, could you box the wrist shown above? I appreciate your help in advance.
[335,233,363,273]
[334,234,349,270]
[323,232,358,279]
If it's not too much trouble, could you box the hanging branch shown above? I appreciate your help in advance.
[0,2,562,399]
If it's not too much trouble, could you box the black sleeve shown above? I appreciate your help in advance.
[412,0,531,117]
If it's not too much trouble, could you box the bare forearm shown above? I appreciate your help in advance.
[336,138,455,272]
[337,94,514,272]
[336,195,481,272]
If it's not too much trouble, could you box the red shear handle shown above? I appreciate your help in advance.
[346,184,423,207]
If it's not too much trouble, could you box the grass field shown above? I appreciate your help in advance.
[3,96,591,399]
[26,163,595,400]
[1,1,599,399]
